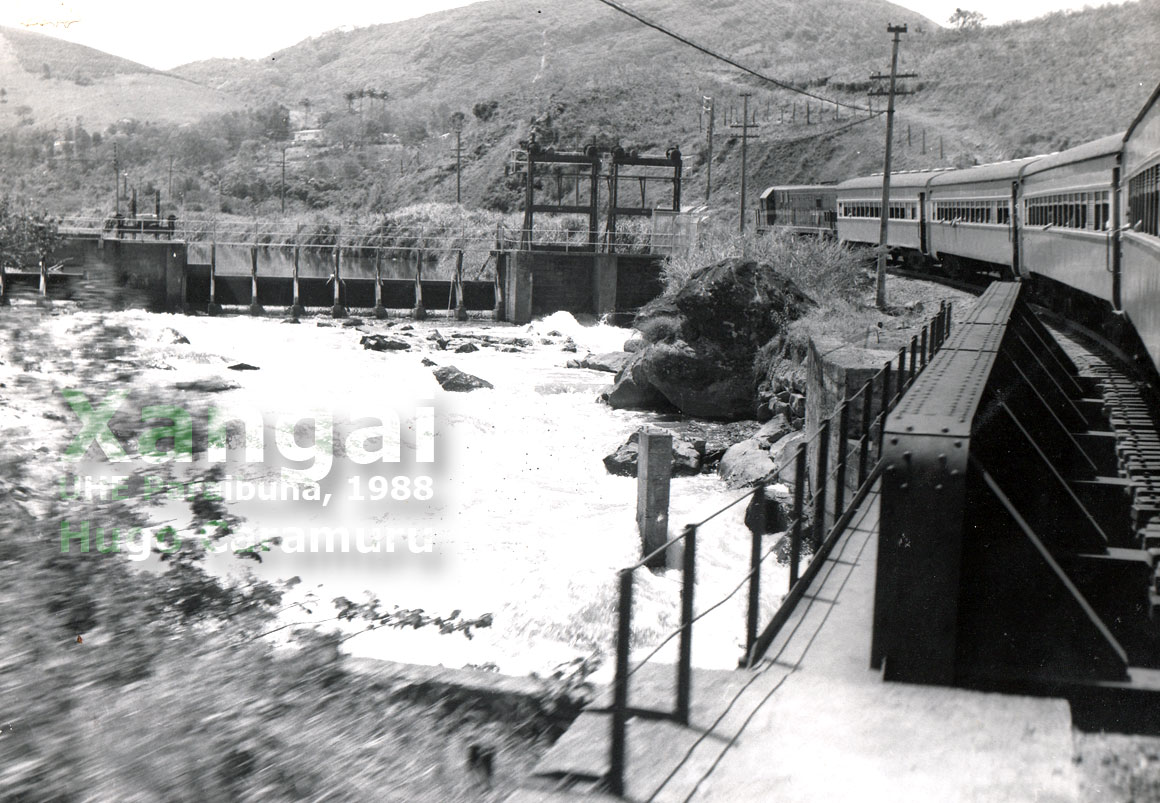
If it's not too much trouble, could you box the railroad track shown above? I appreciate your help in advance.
[890,267,1160,621]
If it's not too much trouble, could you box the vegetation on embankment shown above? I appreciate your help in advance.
[607,221,974,421]
[1,1,1157,218]
[0,304,583,801]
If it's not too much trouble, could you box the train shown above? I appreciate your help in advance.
[758,79,1160,376]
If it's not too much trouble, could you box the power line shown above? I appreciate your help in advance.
[592,0,873,113]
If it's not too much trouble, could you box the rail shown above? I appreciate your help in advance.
[602,301,954,797]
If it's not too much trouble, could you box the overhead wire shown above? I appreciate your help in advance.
[592,0,875,114]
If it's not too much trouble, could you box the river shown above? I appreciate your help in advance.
[44,305,789,681]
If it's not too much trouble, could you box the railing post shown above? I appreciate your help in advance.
[790,445,806,588]
[814,419,830,545]
[879,362,892,454]
[945,301,953,339]
[609,568,633,798]
[833,402,850,524]
[675,524,696,726]
[920,326,928,368]
[909,336,917,384]
[858,379,873,487]
[896,348,906,402]
[745,488,763,666]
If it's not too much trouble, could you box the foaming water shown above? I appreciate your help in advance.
[100,309,788,677]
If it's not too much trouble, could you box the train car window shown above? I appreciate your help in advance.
[1135,164,1160,236]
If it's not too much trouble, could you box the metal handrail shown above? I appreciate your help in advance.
[604,300,953,797]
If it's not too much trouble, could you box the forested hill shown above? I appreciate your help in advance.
[1,0,1157,216]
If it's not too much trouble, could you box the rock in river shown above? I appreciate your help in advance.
[717,438,775,488]
[433,366,494,392]
[603,429,703,477]
[175,376,240,394]
[569,351,631,374]
[361,334,411,352]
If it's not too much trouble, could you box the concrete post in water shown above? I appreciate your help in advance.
[36,260,51,308]
[412,250,427,321]
[248,246,263,316]
[373,249,387,320]
[290,243,304,319]
[207,239,221,316]
[331,243,346,318]
[493,253,505,321]
[636,427,673,569]
[0,263,8,306]
[454,251,468,321]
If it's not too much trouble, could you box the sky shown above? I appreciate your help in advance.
[0,0,1135,71]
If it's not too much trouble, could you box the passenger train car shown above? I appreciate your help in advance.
[757,186,837,236]
[759,79,1160,376]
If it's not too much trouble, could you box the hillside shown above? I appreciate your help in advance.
[175,0,1160,214]
[0,0,1157,218]
[0,26,241,130]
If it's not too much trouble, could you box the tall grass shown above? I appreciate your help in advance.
[661,219,870,303]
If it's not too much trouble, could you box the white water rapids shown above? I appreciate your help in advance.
[49,307,790,681]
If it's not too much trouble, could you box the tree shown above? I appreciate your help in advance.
[0,198,62,268]
[473,100,499,122]
[948,8,985,30]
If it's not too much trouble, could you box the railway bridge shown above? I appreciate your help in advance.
[508,281,1160,802]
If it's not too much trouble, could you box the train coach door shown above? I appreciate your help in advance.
[918,192,929,255]
[1010,181,1022,278]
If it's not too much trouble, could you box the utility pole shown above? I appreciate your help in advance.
[703,96,714,202]
[451,114,464,204]
[730,93,757,234]
[280,147,287,214]
[168,155,174,203]
[870,24,917,309]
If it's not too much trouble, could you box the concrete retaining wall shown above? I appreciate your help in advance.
[502,249,665,324]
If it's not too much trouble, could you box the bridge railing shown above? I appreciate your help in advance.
[602,301,953,798]
[52,215,677,254]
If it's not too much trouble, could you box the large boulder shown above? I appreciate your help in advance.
[607,259,816,421]
[432,366,494,392]
[717,439,775,488]
[636,259,816,350]
[637,341,756,420]
[603,430,703,477]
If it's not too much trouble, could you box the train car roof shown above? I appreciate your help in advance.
[1022,133,1123,177]
[759,185,836,199]
[836,169,951,191]
[929,155,1044,185]
[1125,79,1160,142]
